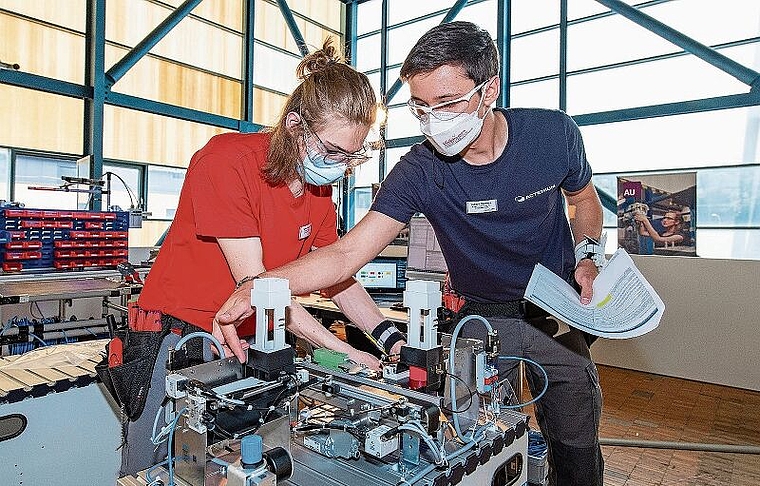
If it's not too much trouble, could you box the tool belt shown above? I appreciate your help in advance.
[457,299,548,320]
[96,305,205,422]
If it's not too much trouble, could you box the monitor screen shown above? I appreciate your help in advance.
[355,257,407,292]
[406,216,448,274]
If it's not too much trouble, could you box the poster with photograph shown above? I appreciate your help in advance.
[617,173,697,257]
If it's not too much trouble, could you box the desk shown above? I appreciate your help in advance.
[0,269,143,305]
[0,270,144,353]
[295,294,408,324]
[296,294,408,356]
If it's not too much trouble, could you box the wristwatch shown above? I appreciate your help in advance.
[574,233,607,270]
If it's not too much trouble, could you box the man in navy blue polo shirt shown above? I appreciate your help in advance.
[220,21,605,486]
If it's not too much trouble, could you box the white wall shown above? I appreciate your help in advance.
[592,255,760,391]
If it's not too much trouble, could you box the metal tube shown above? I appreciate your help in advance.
[600,437,760,455]
[103,300,129,314]
[42,326,109,341]
[595,0,760,90]
[275,0,309,56]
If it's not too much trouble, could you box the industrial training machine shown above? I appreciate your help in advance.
[117,278,531,486]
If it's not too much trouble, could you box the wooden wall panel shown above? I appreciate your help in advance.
[255,0,341,55]
[0,0,85,32]
[162,0,243,32]
[106,46,242,118]
[106,0,243,79]
[103,106,228,167]
[0,85,83,154]
[0,13,84,83]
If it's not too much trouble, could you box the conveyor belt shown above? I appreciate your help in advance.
[0,340,106,404]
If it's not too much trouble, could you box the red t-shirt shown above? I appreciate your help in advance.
[138,132,338,336]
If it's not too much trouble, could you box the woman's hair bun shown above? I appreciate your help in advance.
[297,37,345,80]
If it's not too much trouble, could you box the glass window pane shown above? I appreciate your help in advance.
[14,155,83,209]
[642,0,760,48]
[580,107,760,173]
[697,166,760,227]
[103,163,142,212]
[387,16,442,66]
[511,0,559,33]
[511,29,560,82]
[353,152,380,187]
[509,79,559,109]
[567,45,751,115]
[162,0,243,32]
[351,186,374,227]
[0,148,10,201]
[567,12,678,73]
[254,0,339,58]
[288,0,343,32]
[386,105,420,140]
[253,43,301,94]
[386,66,407,106]
[357,1,382,36]
[695,229,760,260]
[592,174,618,227]
[387,0,442,25]
[0,85,83,155]
[457,0,498,38]
[567,0,608,21]
[0,0,85,32]
[147,166,185,219]
[356,34,381,73]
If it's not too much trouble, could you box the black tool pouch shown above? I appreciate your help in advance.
[96,322,171,421]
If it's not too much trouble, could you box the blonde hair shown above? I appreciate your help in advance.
[264,38,377,185]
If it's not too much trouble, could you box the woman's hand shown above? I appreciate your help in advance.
[346,348,382,371]
[211,318,250,362]
[214,281,257,363]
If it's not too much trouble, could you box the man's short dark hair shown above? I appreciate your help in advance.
[400,21,499,84]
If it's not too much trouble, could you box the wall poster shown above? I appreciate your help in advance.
[617,173,697,257]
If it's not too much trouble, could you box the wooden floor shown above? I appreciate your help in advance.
[525,365,760,485]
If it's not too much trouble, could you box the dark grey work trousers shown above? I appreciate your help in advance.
[461,316,604,486]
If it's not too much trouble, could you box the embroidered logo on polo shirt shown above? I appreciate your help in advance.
[466,199,498,214]
[514,184,556,203]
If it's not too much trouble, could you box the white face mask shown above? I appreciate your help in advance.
[420,107,486,157]
[419,91,487,157]
[301,147,347,186]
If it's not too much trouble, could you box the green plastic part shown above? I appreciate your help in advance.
[312,348,348,370]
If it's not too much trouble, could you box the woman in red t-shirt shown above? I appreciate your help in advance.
[121,37,404,477]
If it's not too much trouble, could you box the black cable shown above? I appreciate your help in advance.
[103,171,138,208]
[29,302,46,320]
[440,372,474,414]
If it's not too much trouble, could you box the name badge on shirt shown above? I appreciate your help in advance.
[298,223,312,240]
[466,199,498,214]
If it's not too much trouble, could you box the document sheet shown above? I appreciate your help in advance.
[524,249,664,339]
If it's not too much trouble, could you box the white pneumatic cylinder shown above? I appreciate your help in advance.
[250,278,291,352]
[403,279,441,350]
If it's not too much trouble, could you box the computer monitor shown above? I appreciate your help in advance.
[355,256,407,294]
[406,215,448,275]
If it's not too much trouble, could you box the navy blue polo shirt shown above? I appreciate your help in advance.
[371,108,592,303]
